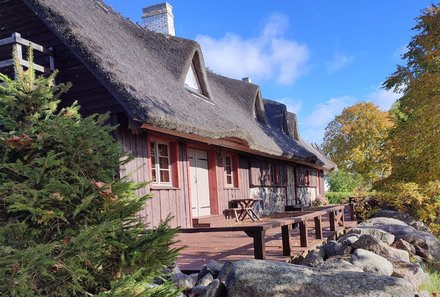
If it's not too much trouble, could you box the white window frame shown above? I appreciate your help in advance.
[150,141,172,185]
[224,155,234,188]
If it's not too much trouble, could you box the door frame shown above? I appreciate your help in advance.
[186,145,219,221]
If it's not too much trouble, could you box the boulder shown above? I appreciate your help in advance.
[223,260,415,297]
[351,227,395,245]
[196,273,214,287]
[314,257,363,272]
[352,235,410,263]
[337,233,360,246]
[201,279,227,297]
[359,217,440,261]
[373,210,430,232]
[321,240,352,259]
[392,261,429,288]
[171,272,196,291]
[393,238,416,254]
[189,286,207,297]
[350,249,394,276]
[300,249,325,267]
[199,260,223,280]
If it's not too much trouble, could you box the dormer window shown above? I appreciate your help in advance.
[185,62,202,94]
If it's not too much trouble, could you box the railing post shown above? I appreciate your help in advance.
[314,216,323,239]
[329,211,336,232]
[299,220,308,247]
[281,225,292,256]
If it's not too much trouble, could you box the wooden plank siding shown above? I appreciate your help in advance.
[217,155,251,213]
[0,0,122,115]
[113,118,191,228]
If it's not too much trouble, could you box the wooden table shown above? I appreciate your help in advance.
[230,198,261,222]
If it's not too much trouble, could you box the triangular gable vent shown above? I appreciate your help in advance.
[185,62,202,94]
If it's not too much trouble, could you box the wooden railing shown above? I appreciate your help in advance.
[0,32,54,75]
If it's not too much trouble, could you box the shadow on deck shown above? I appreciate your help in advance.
[175,204,357,272]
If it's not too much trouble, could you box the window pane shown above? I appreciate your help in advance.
[185,63,201,93]
[158,144,169,157]
[226,175,232,185]
[225,156,231,166]
[160,170,170,183]
[159,156,169,169]
[225,165,232,175]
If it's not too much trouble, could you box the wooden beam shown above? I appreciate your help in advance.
[314,216,323,239]
[0,59,13,69]
[329,211,336,232]
[299,220,308,247]
[281,224,291,256]
[349,203,356,221]
[245,230,266,260]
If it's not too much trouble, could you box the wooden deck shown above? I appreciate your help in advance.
[175,204,357,271]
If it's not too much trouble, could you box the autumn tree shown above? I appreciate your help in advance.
[322,102,394,183]
[383,3,440,184]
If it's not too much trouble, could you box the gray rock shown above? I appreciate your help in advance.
[350,249,394,276]
[351,227,395,245]
[196,273,214,286]
[201,279,227,297]
[322,240,352,258]
[373,210,430,232]
[171,272,196,291]
[359,217,440,261]
[199,260,223,280]
[217,261,233,283]
[416,291,431,297]
[393,238,416,254]
[189,286,207,297]
[300,249,325,267]
[224,260,415,297]
[189,273,199,283]
[352,235,410,263]
[337,233,360,246]
[392,261,429,288]
[315,257,363,272]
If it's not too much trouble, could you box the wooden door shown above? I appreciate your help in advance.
[188,148,211,217]
[287,166,296,205]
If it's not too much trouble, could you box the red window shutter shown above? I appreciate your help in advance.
[169,142,180,188]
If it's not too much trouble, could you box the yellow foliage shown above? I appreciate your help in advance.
[377,181,440,237]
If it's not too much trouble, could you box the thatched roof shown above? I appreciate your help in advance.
[22,0,334,168]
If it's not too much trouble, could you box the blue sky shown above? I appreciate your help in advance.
[105,0,432,144]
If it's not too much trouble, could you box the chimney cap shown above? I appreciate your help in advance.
[242,77,252,83]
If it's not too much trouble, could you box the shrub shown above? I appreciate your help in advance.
[376,181,440,237]
[327,170,366,192]
[0,53,181,296]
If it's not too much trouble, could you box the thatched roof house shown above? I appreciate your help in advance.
[1,0,335,227]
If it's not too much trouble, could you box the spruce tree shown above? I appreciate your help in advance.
[0,52,180,296]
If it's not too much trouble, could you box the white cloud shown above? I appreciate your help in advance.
[196,14,309,86]
[366,88,401,111]
[300,96,355,144]
[326,52,354,73]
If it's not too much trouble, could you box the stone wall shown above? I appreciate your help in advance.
[296,186,317,205]
[250,187,286,216]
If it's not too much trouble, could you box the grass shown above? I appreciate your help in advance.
[420,264,440,293]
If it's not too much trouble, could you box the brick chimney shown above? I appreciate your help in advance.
[142,3,175,36]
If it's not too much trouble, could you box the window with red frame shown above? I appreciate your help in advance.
[149,140,179,187]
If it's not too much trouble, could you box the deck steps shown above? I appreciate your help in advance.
[192,214,225,227]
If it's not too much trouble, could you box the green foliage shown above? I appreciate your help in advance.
[383,4,440,185]
[0,52,180,296]
[376,181,440,237]
[322,102,394,184]
[419,264,440,293]
[326,192,354,204]
[327,170,365,192]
